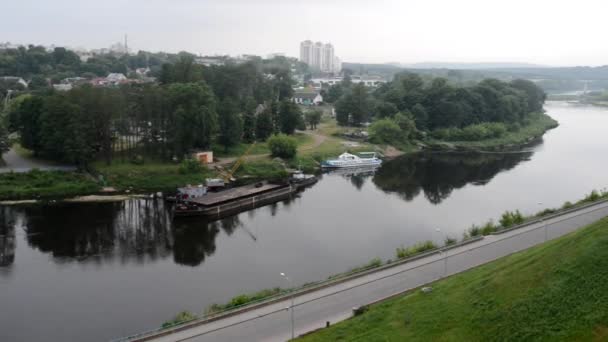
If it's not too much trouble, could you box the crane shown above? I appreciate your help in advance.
[215,142,256,183]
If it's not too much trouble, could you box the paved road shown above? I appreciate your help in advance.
[0,147,75,173]
[129,200,608,342]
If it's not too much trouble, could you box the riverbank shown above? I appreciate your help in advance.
[297,216,608,341]
[424,112,558,152]
[0,110,559,201]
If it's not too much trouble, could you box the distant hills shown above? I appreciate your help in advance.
[400,62,548,70]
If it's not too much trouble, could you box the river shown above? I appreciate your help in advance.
[1,102,607,341]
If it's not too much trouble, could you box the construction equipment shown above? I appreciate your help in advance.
[215,143,256,182]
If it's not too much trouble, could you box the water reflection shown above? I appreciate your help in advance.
[373,152,533,204]
[0,206,16,268]
[1,194,300,268]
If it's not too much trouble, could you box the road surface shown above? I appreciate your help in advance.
[126,200,608,342]
[0,147,75,173]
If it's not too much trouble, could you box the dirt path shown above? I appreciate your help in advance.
[298,130,327,152]
[0,147,76,173]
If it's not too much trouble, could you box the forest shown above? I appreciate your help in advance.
[327,73,547,145]
[3,55,306,168]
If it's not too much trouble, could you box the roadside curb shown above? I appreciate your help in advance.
[124,236,484,341]
[491,199,608,235]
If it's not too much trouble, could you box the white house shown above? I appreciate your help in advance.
[106,73,127,84]
[293,90,323,105]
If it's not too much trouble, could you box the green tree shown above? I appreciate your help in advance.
[242,97,257,143]
[305,110,322,130]
[267,134,297,159]
[0,117,9,154]
[368,119,402,145]
[278,100,302,135]
[218,97,243,150]
[411,103,429,130]
[324,84,343,103]
[255,106,274,141]
[393,111,417,140]
[335,83,370,126]
[13,96,45,153]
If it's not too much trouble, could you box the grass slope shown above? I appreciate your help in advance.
[0,170,99,200]
[298,217,608,342]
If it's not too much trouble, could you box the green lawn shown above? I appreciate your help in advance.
[0,170,100,200]
[93,160,212,192]
[298,217,608,342]
[212,133,313,158]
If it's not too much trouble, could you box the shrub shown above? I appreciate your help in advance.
[468,224,481,237]
[268,134,297,159]
[178,158,203,174]
[499,210,523,228]
[561,201,574,210]
[161,311,198,328]
[369,118,403,145]
[444,236,457,246]
[481,220,497,235]
[396,241,437,259]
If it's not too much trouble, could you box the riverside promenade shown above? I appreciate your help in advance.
[120,199,608,342]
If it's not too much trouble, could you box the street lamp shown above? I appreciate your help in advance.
[538,202,548,242]
[435,228,447,278]
[280,272,295,340]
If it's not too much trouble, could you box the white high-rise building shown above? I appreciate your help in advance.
[299,40,341,73]
[299,40,313,65]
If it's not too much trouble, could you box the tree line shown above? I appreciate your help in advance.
[5,56,307,168]
[325,72,546,144]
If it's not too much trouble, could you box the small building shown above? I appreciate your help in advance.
[292,90,323,106]
[0,76,28,89]
[106,73,127,83]
[193,151,213,164]
[53,84,73,91]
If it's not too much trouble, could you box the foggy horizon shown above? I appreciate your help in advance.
[3,0,608,67]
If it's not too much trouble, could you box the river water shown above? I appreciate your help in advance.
[1,102,607,341]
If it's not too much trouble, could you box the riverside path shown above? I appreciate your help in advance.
[120,199,608,342]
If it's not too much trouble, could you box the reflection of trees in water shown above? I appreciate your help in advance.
[324,167,377,191]
[373,152,532,204]
[7,194,299,268]
[16,200,174,264]
[171,216,241,266]
[0,206,17,267]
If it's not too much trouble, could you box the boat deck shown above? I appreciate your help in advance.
[186,182,284,206]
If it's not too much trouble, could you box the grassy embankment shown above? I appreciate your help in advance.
[0,169,99,201]
[298,216,608,342]
[426,113,558,151]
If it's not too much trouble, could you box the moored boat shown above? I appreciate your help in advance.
[173,181,297,218]
[321,152,382,169]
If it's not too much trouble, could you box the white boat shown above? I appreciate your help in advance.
[321,152,382,169]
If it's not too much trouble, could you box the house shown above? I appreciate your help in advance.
[292,90,323,106]
[135,67,150,76]
[0,76,28,89]
[193,151,213,164]
[53,84,73,91]
[106,73,127,84]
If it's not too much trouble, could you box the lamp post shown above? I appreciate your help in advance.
[538,202,547,242]
[280,272,295,340]
[435,228,447,278]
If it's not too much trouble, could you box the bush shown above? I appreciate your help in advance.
[481,220,497,235]
[444,236,457,246]
[499,210,524,228]
[268,134,297,159]
[396,241,437,259]
[431,122,507,141]
[161,311,198,328]
[178,158,203,174]
[468,224,481,237]
[369,118,403,145]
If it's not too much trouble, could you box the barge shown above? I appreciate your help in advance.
[173,181,297,218]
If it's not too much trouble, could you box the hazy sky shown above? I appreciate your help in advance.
[3,0,607,66]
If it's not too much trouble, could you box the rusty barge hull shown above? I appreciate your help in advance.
[173,182,296,218]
